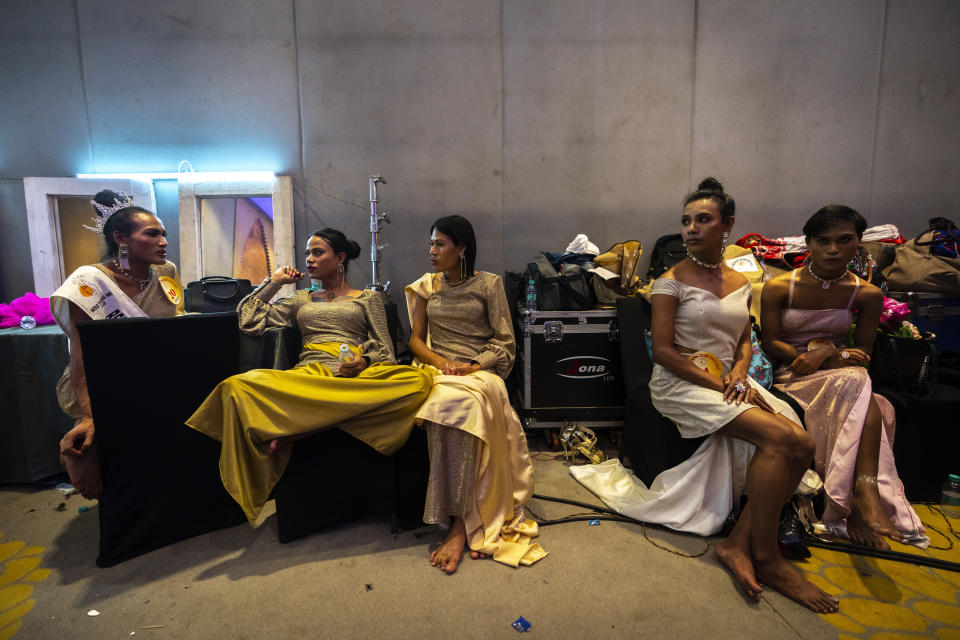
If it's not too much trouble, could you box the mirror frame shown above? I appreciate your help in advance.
[24,177,157,297]
[178,175,294,296]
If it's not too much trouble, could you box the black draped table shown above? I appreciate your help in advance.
[0,324,72,483]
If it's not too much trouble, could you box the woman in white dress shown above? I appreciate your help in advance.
[650,178,837,613]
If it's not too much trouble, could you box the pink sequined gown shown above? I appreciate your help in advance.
[773,270,928,547]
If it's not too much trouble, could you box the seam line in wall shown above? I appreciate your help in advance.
[866,0,889,224]
[498,0,505,272]
[292,0,306,182]
[73,0,95,172]
[687,0,699,189]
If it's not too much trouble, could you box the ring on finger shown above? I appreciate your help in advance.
[734,380,746,393]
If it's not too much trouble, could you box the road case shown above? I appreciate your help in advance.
[887,291,960,352]
[513,308,625,429]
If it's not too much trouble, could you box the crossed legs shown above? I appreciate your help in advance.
[714,408,839,613]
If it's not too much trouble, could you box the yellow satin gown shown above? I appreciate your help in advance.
[187,280,432,522]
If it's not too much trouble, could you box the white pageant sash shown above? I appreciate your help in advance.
[50,265,148,329]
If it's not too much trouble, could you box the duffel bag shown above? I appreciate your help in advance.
[527,255,594,311]
[883,220,960,296]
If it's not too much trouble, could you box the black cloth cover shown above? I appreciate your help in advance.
[615,298,705,485]
[0,325,73,483]
[77,312,247,567]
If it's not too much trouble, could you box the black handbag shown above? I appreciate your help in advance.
[870,332,938,398]
[184,276,253,313]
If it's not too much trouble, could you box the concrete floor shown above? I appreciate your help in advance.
[0,453,846,640]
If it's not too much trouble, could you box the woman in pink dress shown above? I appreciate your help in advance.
[761,205,927,550]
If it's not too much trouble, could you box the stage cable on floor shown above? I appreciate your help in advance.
[529,493,960,572]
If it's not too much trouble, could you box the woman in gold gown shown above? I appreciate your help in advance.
[52,190,185,499]
[187,228,432,522]
[405,215,544,574]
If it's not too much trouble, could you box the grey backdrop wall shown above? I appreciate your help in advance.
[1,0,958,307]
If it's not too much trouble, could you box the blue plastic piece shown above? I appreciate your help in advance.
[588,519,600,526]
[512,617,531,633]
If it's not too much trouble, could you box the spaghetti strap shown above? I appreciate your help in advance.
[846,274,861,310]
[787,268,799,309]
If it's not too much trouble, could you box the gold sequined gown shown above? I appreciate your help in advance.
[186,279,432,522]
[56,262,185,418]
[405,272,544,567]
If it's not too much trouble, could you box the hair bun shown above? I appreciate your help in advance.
[94,189,122,207]
[697,177,724,193]
[346,240,361,260]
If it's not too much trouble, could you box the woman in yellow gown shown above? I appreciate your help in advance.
[187,228,432,522]
[405,215,544,573]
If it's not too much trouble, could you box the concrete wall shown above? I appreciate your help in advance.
[1,0,957,305]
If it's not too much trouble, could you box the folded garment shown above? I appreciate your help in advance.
[564,233,600,256]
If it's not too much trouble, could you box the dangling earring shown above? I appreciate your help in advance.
[459,254,466,280]
[336,263,344,290]
[118,243,131,271]
[721,232,729,256]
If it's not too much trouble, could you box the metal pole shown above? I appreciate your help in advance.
[368,175,387,291]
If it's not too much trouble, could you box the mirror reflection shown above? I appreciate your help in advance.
[200,196,275,282]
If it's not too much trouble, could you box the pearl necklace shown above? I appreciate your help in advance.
[806,263,849,289]
[688,252,723,270]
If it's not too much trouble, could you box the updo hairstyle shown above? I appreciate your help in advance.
[94,189,154,257]
[683,177,736,222]
[310,227,362,272]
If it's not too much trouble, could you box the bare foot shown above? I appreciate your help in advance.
[847,509,890,550]
[849,479,898,548]
[469,550,489,560]
[60,451,102,500]
[715,539,762,601]
[430,518,466,574]
[755,558,839,614]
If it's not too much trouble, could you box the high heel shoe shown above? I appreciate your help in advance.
[559,424,607,464]
[778,504,811,559]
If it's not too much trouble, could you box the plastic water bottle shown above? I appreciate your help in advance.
[942,474,960,519]
[19,315,36,329]
[525,279,537,311]
[309,279,321,291]
[338,343,354,364]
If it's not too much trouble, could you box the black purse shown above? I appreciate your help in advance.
[870,332,938,398]
[184,276,253,313]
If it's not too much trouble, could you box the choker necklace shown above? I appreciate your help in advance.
[806,263,848,289]
[687,251,723,270]
[113,261,153,291]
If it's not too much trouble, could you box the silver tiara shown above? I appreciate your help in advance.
[83,192,134,234]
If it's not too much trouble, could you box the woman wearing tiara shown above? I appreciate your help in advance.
[405,215,543,574]
[51,189,186,499]
[186,228,432,523]
[761,205,927,549]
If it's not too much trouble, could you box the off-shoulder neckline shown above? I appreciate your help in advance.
[658,278,750,300]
